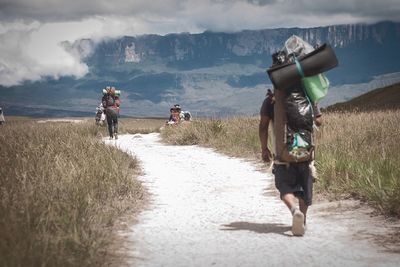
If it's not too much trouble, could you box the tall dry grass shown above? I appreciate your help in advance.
[119,118,165,134]
[161,111,400,217]
[161,117,261,158]
[315,110,400,216]
[0,119,145,266]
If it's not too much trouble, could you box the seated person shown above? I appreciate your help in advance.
[168,104,182,124]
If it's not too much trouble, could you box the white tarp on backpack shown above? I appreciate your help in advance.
[284,35,314,57]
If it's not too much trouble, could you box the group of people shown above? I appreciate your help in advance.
[167,104,192,125]
[99,83,321,236]
[99,88,192,139]
[98,36,327,237]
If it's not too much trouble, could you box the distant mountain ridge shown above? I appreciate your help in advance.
[1,21,400,117]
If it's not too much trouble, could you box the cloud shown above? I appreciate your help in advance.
[0,0,399,86]
[1,0,399,27]
[0,20,96,86]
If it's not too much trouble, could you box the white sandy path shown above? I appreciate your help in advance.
[106,133,400,267]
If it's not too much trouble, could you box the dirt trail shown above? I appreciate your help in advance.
[106,133,400,267]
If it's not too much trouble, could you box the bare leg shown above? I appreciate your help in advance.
[282,193,306,236]
[282,193,298,212]
[299,198,308,225]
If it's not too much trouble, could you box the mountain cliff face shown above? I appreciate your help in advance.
[2,21,400,117]
[85,21,400,66]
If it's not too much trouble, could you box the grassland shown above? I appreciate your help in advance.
[161,110,400,217]
[0,117,163,267]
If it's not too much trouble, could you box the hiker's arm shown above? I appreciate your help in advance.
[313,104,323,127]
[259,115,272,162]
[315,115,322,126]
[101,96,107,110]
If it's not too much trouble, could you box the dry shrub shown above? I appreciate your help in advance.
[161,117,260,158]
[119,118,165,134]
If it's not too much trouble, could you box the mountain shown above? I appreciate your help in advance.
[1,21,400,117]
[326,82,400,111]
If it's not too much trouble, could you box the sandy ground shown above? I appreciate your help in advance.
[106,133,400,267]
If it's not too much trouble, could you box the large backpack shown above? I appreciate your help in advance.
[273,86,314,163]
[268,37,337,163]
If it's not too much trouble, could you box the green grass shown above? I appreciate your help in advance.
[0,119,147,267]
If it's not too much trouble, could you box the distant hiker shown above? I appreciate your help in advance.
[259,87,322,236]
[167,104,192,125]
[95,103,106,126]
[0,107,5,125]
[167,104,182,124]
[102,86,120,139]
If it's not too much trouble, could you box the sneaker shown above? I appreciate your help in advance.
[114,133,118,140]
[109,136,113,140]
[292,209,305,236]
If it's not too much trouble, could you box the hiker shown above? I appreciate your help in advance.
[102,86,120,139]
[0,107,5,125]
[167,104,182,124]
[95,103,106,126]
[259,87,322,236]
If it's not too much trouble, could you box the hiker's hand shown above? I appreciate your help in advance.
[262,148,272,163]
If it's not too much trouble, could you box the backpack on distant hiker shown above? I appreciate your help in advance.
[102,86,121,114]
[267,36,338,163]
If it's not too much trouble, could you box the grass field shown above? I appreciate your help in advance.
[161,110,400,217]
[0,118,161,267]
[1,111,398,265]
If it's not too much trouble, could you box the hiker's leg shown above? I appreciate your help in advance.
[274,164,302,213]
[283,192,305,236]
[298,162,313,224]
[106,110,113,137]
[113,117,118,135]
[282,193,298,213]
[299,198,308,224]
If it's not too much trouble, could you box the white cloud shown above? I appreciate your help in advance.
[0,20,96,86]
[0,0,399,86]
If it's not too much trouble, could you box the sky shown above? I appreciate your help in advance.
[0,0,399,87]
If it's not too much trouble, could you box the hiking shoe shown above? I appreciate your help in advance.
[292,209,305,236]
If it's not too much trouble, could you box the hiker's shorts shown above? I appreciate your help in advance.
[273,162,313,206]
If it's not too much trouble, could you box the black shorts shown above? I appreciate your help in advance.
[273,162,313,206]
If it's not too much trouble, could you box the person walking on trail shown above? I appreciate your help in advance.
[102,86,120,140]
[0,107,5,125]
[259,87,322,236]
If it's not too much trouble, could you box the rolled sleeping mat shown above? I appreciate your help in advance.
[267,44,338,90]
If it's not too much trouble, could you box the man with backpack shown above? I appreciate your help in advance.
[259,87,322,236]
[102,86,120,140]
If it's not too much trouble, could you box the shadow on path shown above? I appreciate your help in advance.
[221,221,291,236]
